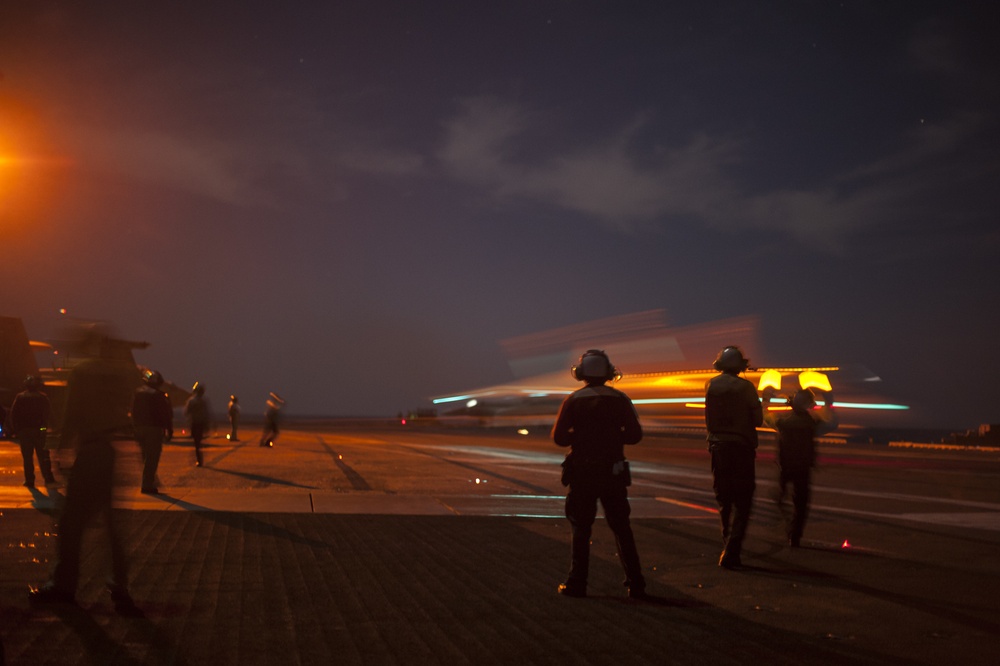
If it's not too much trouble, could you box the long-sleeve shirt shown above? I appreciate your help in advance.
[705,372,763,448]
[551,383,642,465]
[5,390,50,434]
[61,358,134,439]
[131,386,174,429]
[764,404,839,471]
[184,396,210,426]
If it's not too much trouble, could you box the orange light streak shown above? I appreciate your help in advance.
[758,369,782,391]
[799,371,832,392]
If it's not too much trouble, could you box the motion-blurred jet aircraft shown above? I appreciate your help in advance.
[430,312,910,438]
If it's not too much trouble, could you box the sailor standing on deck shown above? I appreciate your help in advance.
[184,383,210,467]
[259,393,284,447]
[29,327,137,611]
[763,386,838,547]
[705,345,763,570]
[5,375,56,488]
[227,395,240,441]
[131,369,173,494]
[552,349,646,599]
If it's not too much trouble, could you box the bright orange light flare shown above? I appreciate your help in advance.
[758,369,782,392]
[841,539,851,549]
[1,98,75,230]
[799,371,832,392]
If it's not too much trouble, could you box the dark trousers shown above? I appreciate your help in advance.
[260,422,278,446]
[191,422,207,465]
[777,466,811,544]
[18,429,54,485]
[135,426,164,491]
[52,435,127,593]
[564,476,644,591]
[710,444,756,560]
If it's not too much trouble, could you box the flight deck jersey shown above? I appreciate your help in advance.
[705,373,763,448]
[552,384,642,465]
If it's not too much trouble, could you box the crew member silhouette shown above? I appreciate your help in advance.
[259,393,284,447]
[763,386,838,547]
[184,382,210,466]
[227,394,240,441]
[705,345,762,569]
[5,375,55,488]
[552,349,646,599]
[131,369,173,494]
[29,326,137,612]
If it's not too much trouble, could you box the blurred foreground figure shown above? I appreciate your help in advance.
[184,382,210,466]
[131,369,173,494]
[763,388,838,547]
[29,327,136,610]
[552,350,645,599]
[5,375,55,488]
[259,393,284,447]
[227,394,240,441]
[705,345,763,570]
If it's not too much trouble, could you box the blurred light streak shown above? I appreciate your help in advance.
[835,402,909,410]
[492,514,565,519]
[490,495,564,500]
[758,369,782,391]
[433,394,476,404]
[799,371,832,392]
[655,497,717,513]
[633,397,704,405]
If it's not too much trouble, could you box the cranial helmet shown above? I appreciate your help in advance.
[571,349,620,383]
[192,382,205,396]
[143,369,164,388]
[24,375,42,391]
[713,346,750,373]
[792,388,817,412]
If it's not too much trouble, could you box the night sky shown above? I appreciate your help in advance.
[1,2,997,429]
